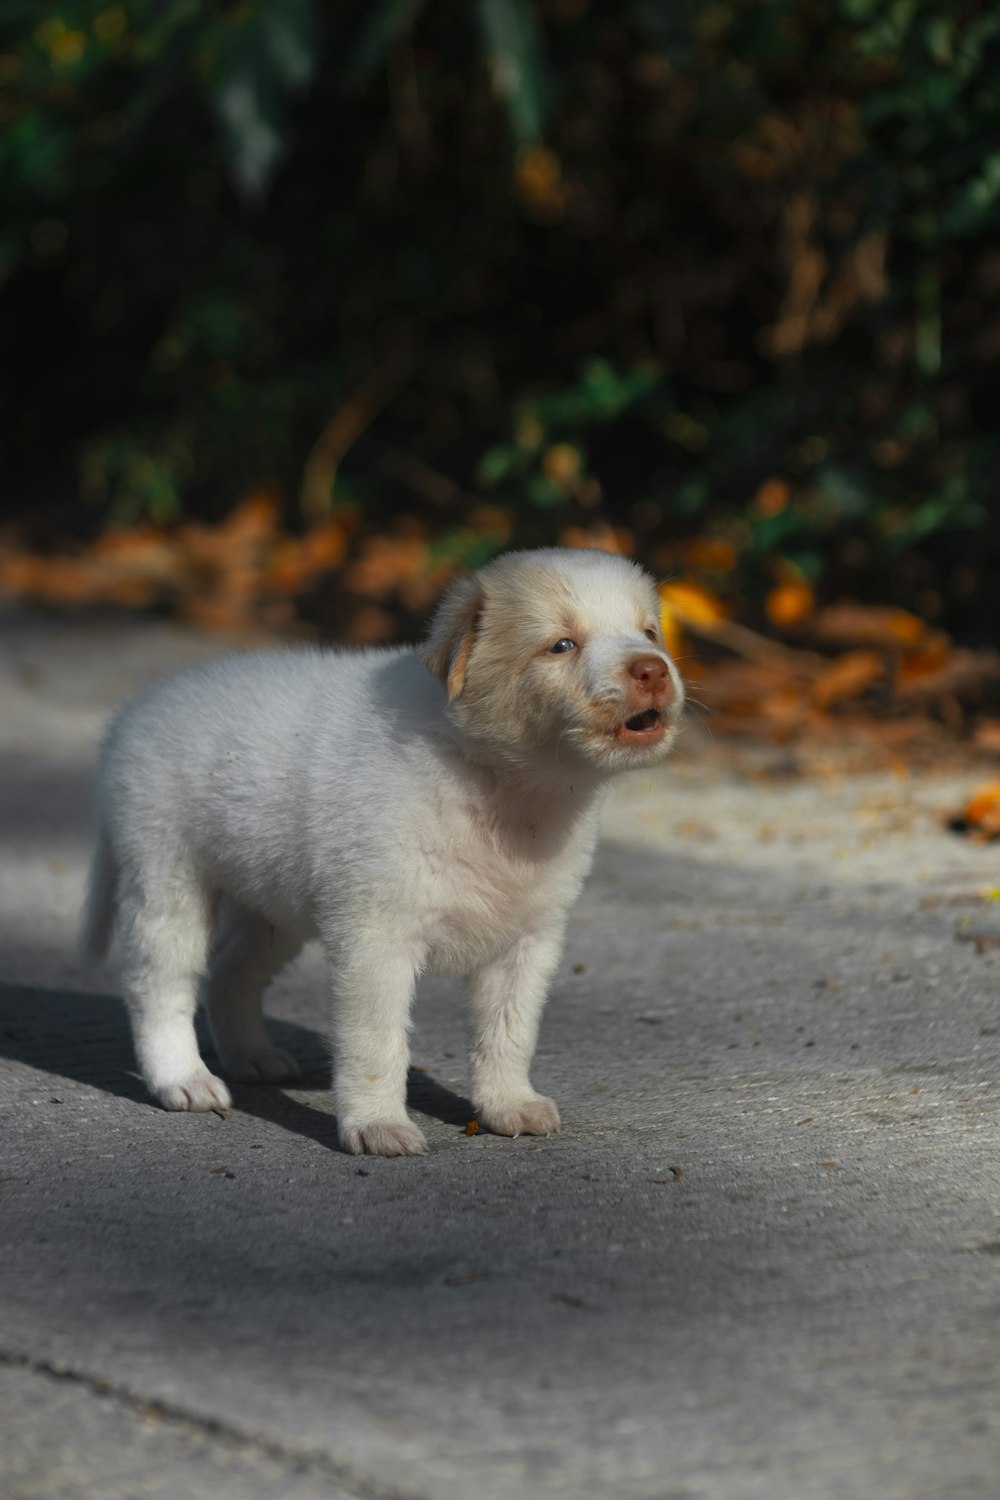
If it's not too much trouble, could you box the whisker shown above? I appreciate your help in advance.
[683,694,717,718]
[681,701,712,727]
[681,702,717,746]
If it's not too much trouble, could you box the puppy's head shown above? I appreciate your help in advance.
[423,548,684,774]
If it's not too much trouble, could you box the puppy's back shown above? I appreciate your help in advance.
[88,645,449,933]
[103,644,423,790]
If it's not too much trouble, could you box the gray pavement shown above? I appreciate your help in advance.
[1,605,999,1500]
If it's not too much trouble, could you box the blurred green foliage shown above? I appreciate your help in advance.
[2,0,1000,628]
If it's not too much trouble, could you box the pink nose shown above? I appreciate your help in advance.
[629,655,671,699]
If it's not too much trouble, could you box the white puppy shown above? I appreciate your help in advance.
[82,547,683,1155]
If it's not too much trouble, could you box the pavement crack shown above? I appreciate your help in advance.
[0,1347,414,1500]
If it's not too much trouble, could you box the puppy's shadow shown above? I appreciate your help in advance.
[0,982,471,1150]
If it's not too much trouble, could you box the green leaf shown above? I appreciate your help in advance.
[783,550,824,583]
[212,0,317,198]
[476,0,548,144]
[476,444,518,487]
[669,477,708,517]
[914,266,941,376]
[525,472,563,508]
[925,16,952,65]
[941,153,1000,239]
[817,466,871,519]
[749,509,803,553]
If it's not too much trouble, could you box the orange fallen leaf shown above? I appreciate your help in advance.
[896,636,951,685]
[896,646,1000,702]
[344,528,434,600]
[972,719,1000,754]
[753,478,790,516]
[759,683,808,727]
[465,1119,480,1136]
[684,537,737,572]
[91,524,171,564]
[23,559,98,604]
[812,649,883,710]
[963,784,1000,839]
[695,660,791,718]
[812,602,926,650]
[220,492,281,543]
[263,521,348,595]
[262,540,313,596]
[766,580,814,629]
[301,519,347,571]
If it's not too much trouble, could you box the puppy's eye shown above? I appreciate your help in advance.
[548,638,577,654]
[644,627,658,643]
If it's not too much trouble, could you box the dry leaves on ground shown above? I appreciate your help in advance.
[660,575,1000,761]
[949,783,1000,841]
[2,504,1000,764]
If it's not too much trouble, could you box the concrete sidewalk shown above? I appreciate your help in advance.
[1,606,998,1500]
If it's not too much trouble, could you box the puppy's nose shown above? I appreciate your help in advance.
[629,655,671,700]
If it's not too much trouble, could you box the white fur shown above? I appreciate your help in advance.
[82,548,684,1155]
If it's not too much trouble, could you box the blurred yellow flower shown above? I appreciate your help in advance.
[515,146,567,220]
[37,20,86,64]
[541,443,582,487]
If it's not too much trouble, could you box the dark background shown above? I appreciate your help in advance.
[3,0,1000,640]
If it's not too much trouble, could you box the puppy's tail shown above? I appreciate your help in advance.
[80,819,118,962]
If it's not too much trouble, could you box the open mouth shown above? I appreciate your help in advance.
[616,707,664,739]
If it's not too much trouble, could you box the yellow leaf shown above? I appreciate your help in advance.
[658,605,685,659]
[515,146,564,208]
[659,579,726,629]
[541,443,582,486]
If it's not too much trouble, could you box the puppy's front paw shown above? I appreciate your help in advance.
[339,1118,428,1157]
[155,1067,232,1115]
[218,1043,302,1085]
[477,1093,560,1139]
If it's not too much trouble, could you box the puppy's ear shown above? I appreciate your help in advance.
[422,573,483,701]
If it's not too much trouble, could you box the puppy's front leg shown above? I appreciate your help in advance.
[468,927,564,1138]
[326,934,427,1157]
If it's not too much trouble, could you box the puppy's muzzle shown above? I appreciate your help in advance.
[617,654,678,740]
[625,653,672,723]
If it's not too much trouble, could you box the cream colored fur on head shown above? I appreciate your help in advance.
[82,547,684,1156]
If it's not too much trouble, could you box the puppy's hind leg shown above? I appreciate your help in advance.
[117,864,231,1114]
[204,900,303,1084]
